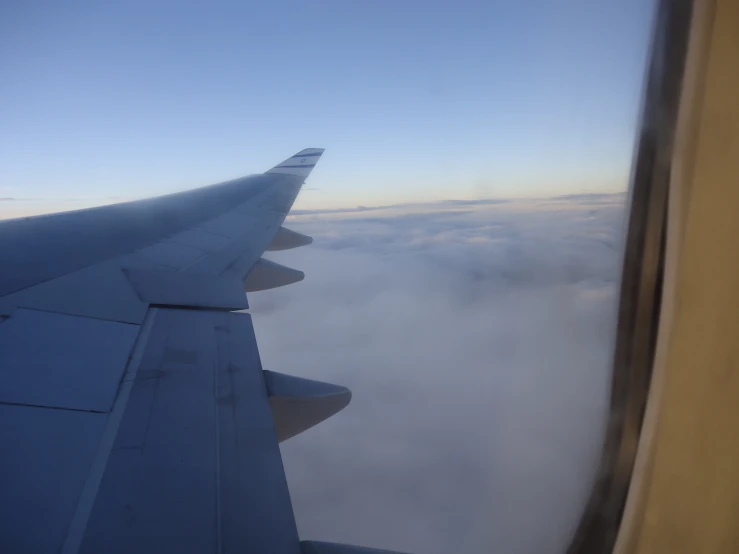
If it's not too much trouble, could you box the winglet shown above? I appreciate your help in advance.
[266,148,325,179]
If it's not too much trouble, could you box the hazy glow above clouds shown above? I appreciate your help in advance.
[250,193,626,553]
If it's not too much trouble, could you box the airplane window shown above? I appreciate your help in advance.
[0,1,670,553]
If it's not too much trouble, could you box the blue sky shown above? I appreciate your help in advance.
[0,0,654,213]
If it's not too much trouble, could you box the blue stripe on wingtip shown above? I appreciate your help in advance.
[292,152,323,157]
[275,164,317,168]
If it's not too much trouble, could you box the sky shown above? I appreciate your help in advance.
[0,0,654,216]
[252,194,626,553]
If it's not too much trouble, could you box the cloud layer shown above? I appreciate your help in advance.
[250,193,627,554]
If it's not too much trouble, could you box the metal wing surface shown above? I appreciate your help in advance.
[0,150,401,554]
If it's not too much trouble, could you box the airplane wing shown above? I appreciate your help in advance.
[0,150,404,554]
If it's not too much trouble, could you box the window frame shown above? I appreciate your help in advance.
[567,1,695,552]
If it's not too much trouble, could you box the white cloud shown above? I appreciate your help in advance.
[251,193,626,554]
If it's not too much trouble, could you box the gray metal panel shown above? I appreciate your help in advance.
[0,175,273,297]
[170,228,231,252]
[118,254,177,273]
[188,216,284,280]
[0,262,148,325]
[215,311,300,553]
[168,210,281,279]
[0,404,107,554]
[0,309,140,412]
[199,210,260,239]
[134,240,207,270]
[80,309,300,554]
[123,268,249,310]
[256,180,304,214]
[184,228,267,277]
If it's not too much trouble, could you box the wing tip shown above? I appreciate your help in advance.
[295,148,325,156]
[266,148,326,177]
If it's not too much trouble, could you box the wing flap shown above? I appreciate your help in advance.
[0,308,139,412]
[0,405,107,554]
[78,309,301,554]
[0,261,148,324]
